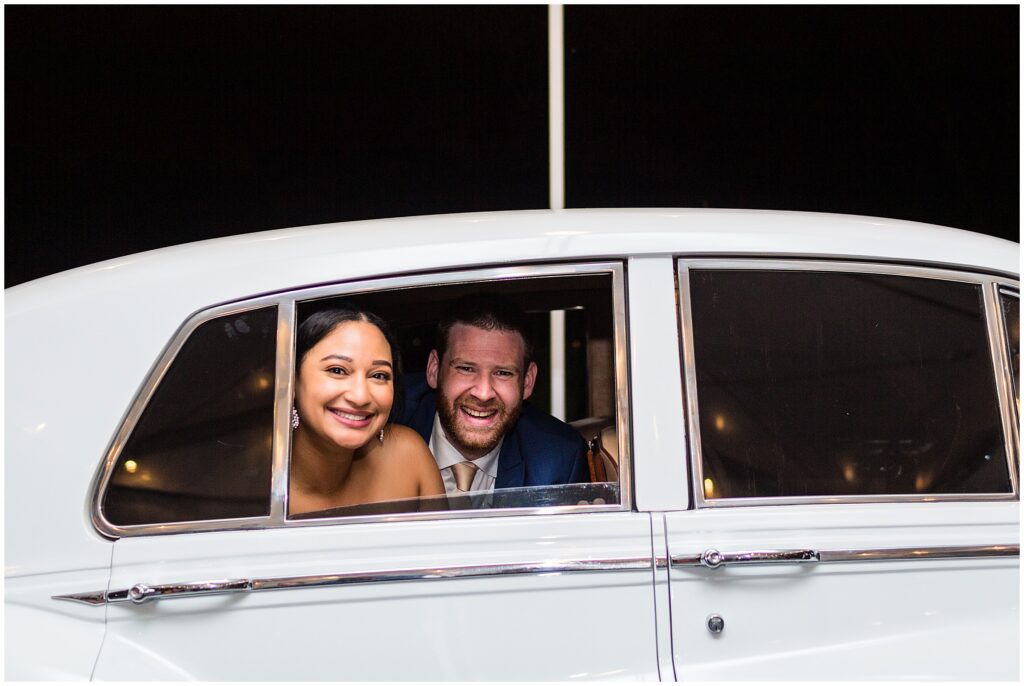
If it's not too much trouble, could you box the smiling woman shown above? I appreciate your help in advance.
[288,306,444,515]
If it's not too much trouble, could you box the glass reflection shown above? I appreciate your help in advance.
[690,270,1011,499]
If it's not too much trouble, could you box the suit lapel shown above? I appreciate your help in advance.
[495,430,525,489]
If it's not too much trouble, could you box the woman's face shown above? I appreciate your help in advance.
[295,320,394,453]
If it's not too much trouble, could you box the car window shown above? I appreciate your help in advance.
[683,267,1012,501]
[999,289,1019,410]
[103,307,277,526]
[288,268,624,519]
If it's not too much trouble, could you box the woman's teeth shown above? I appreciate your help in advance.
[332,409,371,421]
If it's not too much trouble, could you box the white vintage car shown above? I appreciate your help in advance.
[5,209,1019,680]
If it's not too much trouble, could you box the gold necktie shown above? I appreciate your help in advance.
[451,461,479,492]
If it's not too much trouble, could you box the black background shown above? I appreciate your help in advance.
[6,5,1019,287]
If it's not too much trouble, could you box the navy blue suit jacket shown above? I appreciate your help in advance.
[396,373,589,489]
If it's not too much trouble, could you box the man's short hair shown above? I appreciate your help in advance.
[435,293,535,365]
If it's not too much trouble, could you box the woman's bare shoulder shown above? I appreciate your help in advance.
[384,424,431,457]
[382,424,444,498]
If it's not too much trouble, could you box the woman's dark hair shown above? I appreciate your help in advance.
[296,303,404,424]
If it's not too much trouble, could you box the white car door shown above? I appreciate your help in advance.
[664,261,1020,679]
[81,263,665,680]
[94,511,658,680]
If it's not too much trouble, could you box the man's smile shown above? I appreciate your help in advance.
[460,405,499,421]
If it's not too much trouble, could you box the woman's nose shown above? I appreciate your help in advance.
[345,375,371,404]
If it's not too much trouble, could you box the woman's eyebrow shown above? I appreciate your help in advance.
[319,354,392,369]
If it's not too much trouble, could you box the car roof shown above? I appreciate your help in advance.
[8,209,1018,311]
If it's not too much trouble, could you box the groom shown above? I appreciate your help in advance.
[397,293,589,497]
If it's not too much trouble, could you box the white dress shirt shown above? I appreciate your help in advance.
[428,414,502,497]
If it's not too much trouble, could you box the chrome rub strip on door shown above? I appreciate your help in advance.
[53,556,653,606]
[670,544,1020,568]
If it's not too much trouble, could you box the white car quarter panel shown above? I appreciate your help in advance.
[94,512,659,681]
[5,570,110,680]
[665,502,1019,680]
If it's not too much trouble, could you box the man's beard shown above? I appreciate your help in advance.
[436,393,523,459]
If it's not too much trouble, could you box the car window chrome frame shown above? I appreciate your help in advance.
[90,299,289,538]
[92,261,630,538]
[676,258,1020,509]
[993,285,1019,480]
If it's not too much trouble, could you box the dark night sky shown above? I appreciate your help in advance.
[5,5,1019,287]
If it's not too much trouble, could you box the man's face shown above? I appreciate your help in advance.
[426,323,538,460]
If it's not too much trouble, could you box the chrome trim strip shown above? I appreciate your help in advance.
[676,258,1021,509]
[670,544,1019,568]
[252,557,651,591]
[691,493,1016,508]
[610,263,633,510]
[676,261,704,509]
[985,281,1020,495]
[269,301,297,525]
[679,259,1017,284]
[93,261,631,538]
[817,544,1020,563]
[51,591,108,606]
[54,556,653,607]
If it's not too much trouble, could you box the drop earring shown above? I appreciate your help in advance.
[291,407,300,430]
[379,427,385,444]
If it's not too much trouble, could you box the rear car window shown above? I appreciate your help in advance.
[103,307,277,525]
[685,268,1012,500]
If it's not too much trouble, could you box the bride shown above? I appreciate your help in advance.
[288,305,444,515]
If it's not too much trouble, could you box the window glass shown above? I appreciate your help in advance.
[288,272,621,519]
[688,269,1011,499]
[999,290,1019,410]
[103,307,277,525]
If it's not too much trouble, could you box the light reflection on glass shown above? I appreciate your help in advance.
[714,414,726,431]
[703,478,715,498]
[124,460,138,474]
[842,462,856,483]
[914,471,933,492]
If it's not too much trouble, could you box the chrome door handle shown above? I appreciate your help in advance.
[676,548,820,569]
[114,578,252,604]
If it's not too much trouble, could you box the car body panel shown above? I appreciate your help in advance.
[5,569,110,680]
[93,513,659,681]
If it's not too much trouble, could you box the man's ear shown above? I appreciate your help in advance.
[426,350,440,389]
[521,361,538,401]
